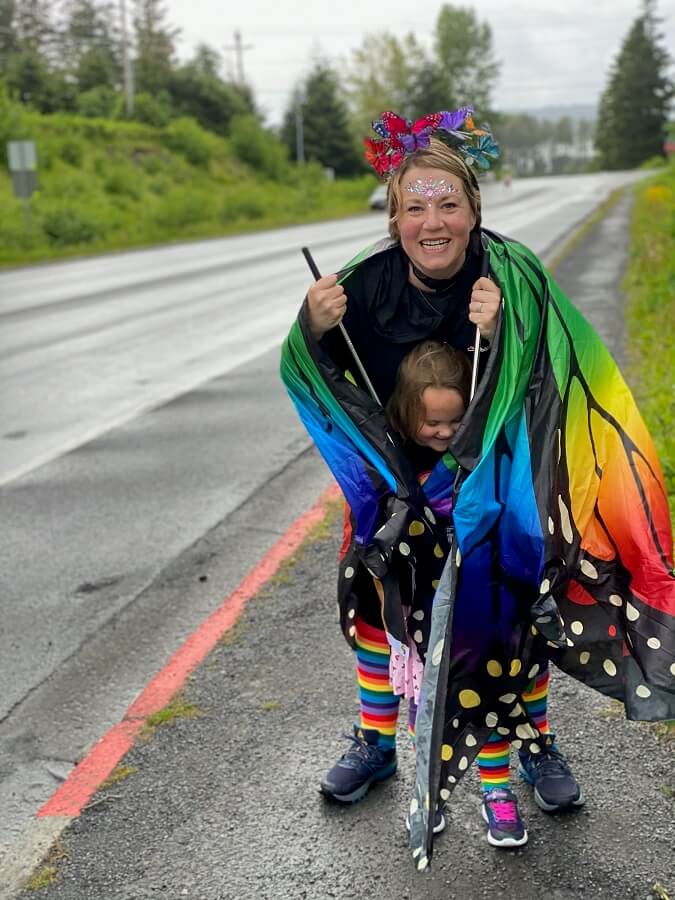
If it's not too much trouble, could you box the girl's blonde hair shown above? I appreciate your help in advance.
[386,138,482,241]
[387,340,471,441]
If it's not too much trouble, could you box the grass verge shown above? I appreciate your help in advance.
[623,164,675,745]
[623,166,675,525]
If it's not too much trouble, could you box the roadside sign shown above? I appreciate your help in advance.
[6,140,38,224]
[7,140,37,172]
[10,170,38,199]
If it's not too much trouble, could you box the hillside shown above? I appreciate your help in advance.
[0,106,374,267]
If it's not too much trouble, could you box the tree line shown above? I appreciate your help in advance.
[0,0,671,176]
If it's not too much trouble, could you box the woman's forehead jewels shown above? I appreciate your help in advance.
[405,178,460,200]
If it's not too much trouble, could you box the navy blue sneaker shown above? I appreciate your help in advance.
[518,737,584,812]
[320,726,397,803]
[481,788,528,848]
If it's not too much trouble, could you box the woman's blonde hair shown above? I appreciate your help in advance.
[387,340,471,442]
[386,138,482,241]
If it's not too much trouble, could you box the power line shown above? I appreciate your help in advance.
[223,30,253,84]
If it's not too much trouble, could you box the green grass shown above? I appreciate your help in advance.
[139,693,205,741]
[623,165,675,525]
[23,866,58,891]
[256,495,343,597]
[0,110,376,267]
[100,763,138,789]
[21,838,67,891]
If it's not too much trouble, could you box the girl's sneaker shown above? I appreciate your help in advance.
[481,788,528,848]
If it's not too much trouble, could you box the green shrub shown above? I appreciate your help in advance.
[639,154,667,169]
[0,203,42,254]
[59,138,84,167]
[130,91,172,128]
[152,190,215,228]
[47,166,91,199]
[140,152,164,175]
[149,174,172,195]
[163,117,213,167]
[221,188,266,221]
[41,208,99,245]
[229,115,289,181]
[92,154,106,176]
[104,169,142,200]
[77,86,118,119]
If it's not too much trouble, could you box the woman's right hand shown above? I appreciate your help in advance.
[306,275,347,339]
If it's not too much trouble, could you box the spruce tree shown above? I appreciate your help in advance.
[595,0,673,169]
[62,0,121,93]
[282,62,362,177]
[132,0,177,95]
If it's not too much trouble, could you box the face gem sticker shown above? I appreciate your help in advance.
[405,178,460,201]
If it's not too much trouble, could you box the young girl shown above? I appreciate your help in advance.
[386,341,468,833]
[388,340,543,848]
[386,340,470,473]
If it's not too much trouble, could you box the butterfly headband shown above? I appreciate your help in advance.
[363,106,500,178]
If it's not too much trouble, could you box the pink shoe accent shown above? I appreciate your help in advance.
[490,799,518,824]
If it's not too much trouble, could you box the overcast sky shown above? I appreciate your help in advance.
[166,0,675,125]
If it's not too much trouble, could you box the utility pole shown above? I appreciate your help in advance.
[119,0,134,116]
[295,96,305,164]
[224,30,253,84]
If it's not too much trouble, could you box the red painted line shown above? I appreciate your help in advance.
[38,482,340,818]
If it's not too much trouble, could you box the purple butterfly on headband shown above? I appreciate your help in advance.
[399,129,433,152]
[439,106,474,135]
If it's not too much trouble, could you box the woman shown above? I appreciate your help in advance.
[280,108,675,865]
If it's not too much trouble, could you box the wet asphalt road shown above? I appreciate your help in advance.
[7,194,674,898]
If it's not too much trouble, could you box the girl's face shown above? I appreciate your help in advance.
[398,166,476,280]
[415,387,466,452]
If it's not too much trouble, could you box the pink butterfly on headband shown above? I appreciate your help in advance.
[373,111,444,153]
[372,112,409,150]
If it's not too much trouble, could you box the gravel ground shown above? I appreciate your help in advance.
[14,193,675,900]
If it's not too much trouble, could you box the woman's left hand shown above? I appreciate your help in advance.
[469,277,501,341]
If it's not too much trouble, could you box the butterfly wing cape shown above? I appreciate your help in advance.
[279,231,675,868]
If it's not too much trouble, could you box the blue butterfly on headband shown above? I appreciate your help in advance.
[464,134,501,169]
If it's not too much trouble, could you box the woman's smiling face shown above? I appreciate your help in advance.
[398,166,476,280]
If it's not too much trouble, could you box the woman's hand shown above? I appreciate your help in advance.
[469,277,501,341]
[306,274,347,339]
